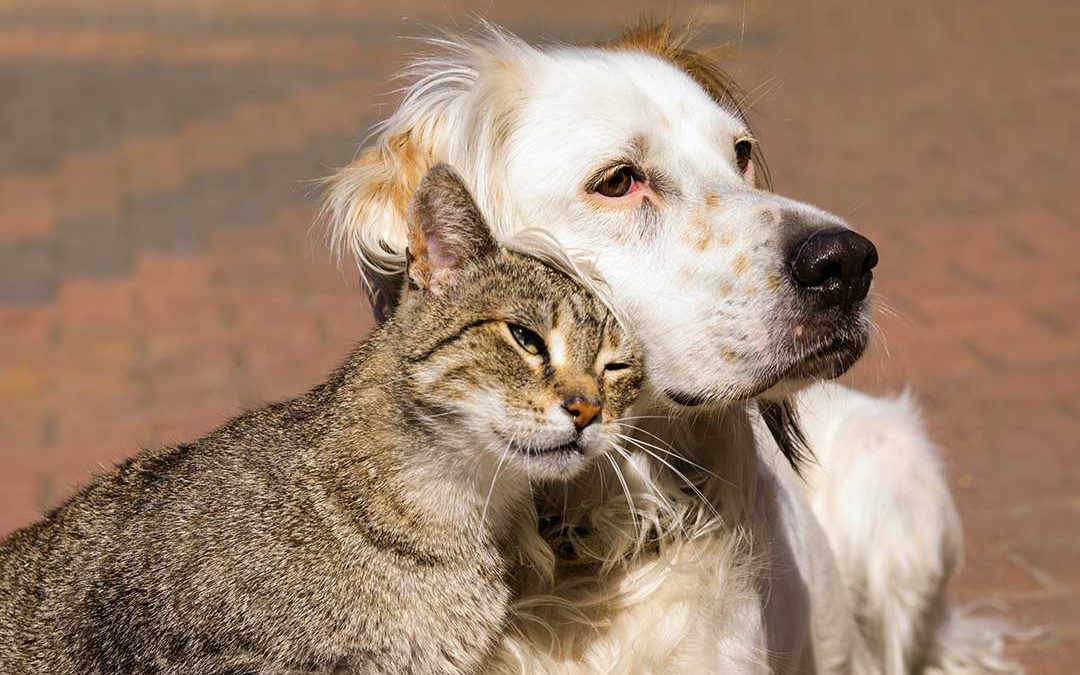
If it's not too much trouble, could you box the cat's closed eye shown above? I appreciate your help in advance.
[603,362,632,372]
[507,323,547,357]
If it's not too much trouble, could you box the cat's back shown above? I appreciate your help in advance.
[0,399,332,673]
[0,517,53,666]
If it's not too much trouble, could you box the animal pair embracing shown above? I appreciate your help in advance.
[1,19,1019,675]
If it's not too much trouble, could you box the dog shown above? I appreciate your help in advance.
[322,20,1020,675]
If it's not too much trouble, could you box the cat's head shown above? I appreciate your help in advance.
[394,163,643,482]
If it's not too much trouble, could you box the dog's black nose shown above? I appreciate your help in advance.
[789,228,878,307]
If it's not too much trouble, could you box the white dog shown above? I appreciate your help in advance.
[323,20,1019,675]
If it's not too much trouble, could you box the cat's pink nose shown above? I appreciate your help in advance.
[562,396,601,430]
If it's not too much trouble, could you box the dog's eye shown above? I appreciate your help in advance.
[735,139,753,173]
[594,165,641,198]
[507,323,546,356]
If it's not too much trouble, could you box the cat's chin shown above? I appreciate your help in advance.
[513,441,591,482]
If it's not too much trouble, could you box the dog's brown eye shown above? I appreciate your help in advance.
[594,166,639,198]
[735,139,753,173]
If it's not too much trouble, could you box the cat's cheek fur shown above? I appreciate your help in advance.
[504,401,575,445]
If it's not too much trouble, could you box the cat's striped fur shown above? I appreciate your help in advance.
[0,165,642,675]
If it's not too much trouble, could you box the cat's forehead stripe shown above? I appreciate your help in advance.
[547,325,568,369]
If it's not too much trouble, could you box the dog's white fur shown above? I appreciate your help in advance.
[323,23,1020,675]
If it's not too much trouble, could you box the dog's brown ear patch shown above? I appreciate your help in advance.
[605,18,771,190]
[343,131,436,241]
[609,20,744,115]
[323,129,438,319]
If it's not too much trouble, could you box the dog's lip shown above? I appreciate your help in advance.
[784,332,868,379]
[665,390,711,407]
[792,335,850,364]
[665,333,868,408]
[666,381,773,407]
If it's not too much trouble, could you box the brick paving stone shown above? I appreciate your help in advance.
[0,60,328,173]
[0,78,380,243]
[0,174,55,239]
[0,28,381,70]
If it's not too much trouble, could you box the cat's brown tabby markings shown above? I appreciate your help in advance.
[0,164,643,675]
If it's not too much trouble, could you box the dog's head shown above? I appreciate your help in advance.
[325,20,876,419]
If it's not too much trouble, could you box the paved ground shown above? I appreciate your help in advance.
[0,1,1076,671]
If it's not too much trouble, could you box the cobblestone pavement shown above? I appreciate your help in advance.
[0,1,1076,671]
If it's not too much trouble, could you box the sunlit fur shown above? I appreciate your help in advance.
[323,21,1021,675]
[0,165,646,674]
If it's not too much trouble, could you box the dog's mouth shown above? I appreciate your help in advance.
[783,333,868,380]
[665,384,772,408]
[665,390,714,407]
[665,327,869,408]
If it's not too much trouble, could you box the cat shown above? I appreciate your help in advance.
[0,163,643,675]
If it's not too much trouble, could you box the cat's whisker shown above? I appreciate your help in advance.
[608,443,668,554]
[603,449,641,540]
[611,441,717,568]
[422,409,461,419]
[595,456,608,511]
[608,442,673,514]
[611,414,678,423]
[612,433,721,521]
[613,423,695,460]
[610,422,680,452]
[481,434,516,530]
[611,422,730,487]
[612,426,731,489]
[559,481,570,541]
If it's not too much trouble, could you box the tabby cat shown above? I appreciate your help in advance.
[0,164,643,674]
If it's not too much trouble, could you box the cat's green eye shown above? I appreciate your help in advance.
[507,323,546,357]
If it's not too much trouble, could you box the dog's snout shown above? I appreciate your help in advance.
[789,228,878,307]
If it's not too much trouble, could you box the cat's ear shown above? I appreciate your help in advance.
[405,163,499,293]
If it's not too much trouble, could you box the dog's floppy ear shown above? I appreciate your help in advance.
[323,129,439,319]
[758,399,814,475]
[321,26,528,321]
[405,164,498,294]
[606,18,771,190]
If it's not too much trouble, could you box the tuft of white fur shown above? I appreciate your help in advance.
[789,383,1025,674]
[925,606,1029,675]
[321,23,536,282]
[495,481,769,674]
[503,228,629,328]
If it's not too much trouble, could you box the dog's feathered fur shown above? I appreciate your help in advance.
[323,20,1021,675]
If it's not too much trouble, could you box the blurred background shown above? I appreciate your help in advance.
[0,0,1076,671]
